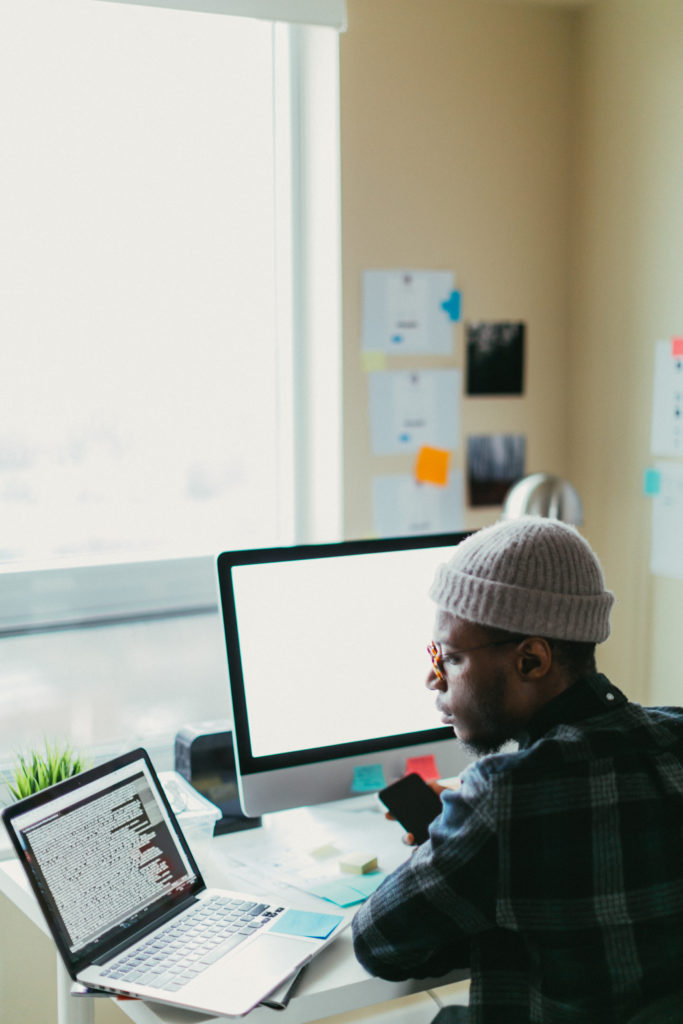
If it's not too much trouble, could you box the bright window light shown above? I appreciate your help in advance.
[0,0,341,765]
[1,0,290,570]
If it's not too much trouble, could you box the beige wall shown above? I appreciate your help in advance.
[570,0,683,703]
[340,0,683,705]
[0,891,127,1023]
[340,0,577,540]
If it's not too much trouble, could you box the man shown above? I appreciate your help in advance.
[352,517,683,1023]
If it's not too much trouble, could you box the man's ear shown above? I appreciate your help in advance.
[516,637,553,679]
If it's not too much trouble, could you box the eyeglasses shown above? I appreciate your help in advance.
[427,638,521,681]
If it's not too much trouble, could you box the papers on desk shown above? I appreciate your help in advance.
[204,803,390,908]
[220,842,386,908]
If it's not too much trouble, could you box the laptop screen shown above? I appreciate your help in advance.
[4,749,203,971]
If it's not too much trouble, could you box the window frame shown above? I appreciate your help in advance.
[0,12,342,636]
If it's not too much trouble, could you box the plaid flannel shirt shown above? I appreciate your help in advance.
[352,674,683,1023]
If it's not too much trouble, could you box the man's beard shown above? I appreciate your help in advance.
[461,670,519,757]
[463,734,510,757]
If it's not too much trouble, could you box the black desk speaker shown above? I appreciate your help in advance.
[174,723,261,834]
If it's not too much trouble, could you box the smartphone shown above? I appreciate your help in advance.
[378,772,443,844]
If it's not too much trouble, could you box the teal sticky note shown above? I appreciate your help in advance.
[351,763,387,793]
[307,880,367,906]
[269,909,343,940]
[345,872,386,899]
[307,872,387,906]
[644,468,661,496]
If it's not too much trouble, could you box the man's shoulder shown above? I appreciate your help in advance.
[457,700,683,790]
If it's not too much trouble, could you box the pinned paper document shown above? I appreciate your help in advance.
[650,339,683,456]
[368,369,461,456]
[649,463,683,579]
[362,269,456,355]
[372,472,465,537]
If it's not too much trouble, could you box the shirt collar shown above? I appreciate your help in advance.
[517,672,628,748]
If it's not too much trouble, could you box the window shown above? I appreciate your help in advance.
[0,0,342,764]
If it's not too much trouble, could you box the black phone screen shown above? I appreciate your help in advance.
[379,772,443,844]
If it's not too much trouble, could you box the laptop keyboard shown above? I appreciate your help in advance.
[103,894,283,993]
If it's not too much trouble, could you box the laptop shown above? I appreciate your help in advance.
[2,748,346,1017]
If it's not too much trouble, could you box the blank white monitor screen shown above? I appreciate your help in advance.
[217,533,472,815]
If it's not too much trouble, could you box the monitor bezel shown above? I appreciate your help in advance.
[217,531,470,779]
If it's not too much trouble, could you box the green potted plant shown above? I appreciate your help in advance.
[8,740,90,800]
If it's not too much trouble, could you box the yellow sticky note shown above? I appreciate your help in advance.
[339,851,378,875]
[415,446,450,486]
[361,351,388,373]
[310,843,341,860]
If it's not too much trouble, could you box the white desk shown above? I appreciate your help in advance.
[0,793,468,1024]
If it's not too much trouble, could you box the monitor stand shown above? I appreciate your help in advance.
[214,810,262,835]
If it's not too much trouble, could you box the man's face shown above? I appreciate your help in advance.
[426,612,522,756]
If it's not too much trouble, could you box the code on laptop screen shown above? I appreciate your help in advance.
[17,765,195,953]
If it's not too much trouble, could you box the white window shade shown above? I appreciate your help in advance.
[0,1,342,630]
[96,0,347,29]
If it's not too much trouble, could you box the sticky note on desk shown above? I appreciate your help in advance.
[269,909,343,940]
[308,873,386,906]
[309,842,341,861]
[351,763,386,792]
[339,851,378,874]
[306,880,366,906]
[344,872,386,899]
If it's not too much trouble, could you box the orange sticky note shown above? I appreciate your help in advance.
[672,337,683,357]
[415,446,450,486]
[405,755,440,782]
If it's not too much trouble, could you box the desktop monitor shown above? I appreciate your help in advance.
[216,533,474,817]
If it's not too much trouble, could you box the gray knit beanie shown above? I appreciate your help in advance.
[429,516,614,642]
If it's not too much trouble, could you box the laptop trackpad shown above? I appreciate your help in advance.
[230,933,316,978]
[200,933,315,1011]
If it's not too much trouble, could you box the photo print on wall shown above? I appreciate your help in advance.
[467,434,526,507]
[466,321,525,395]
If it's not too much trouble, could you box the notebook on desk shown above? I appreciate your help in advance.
[2,747,345,1017]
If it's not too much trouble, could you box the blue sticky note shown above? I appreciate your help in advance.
[644,468,661,496]
[351,763,387,793]
[392,334,404,344]
[441,290,461,322]
[269,909,343,940]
